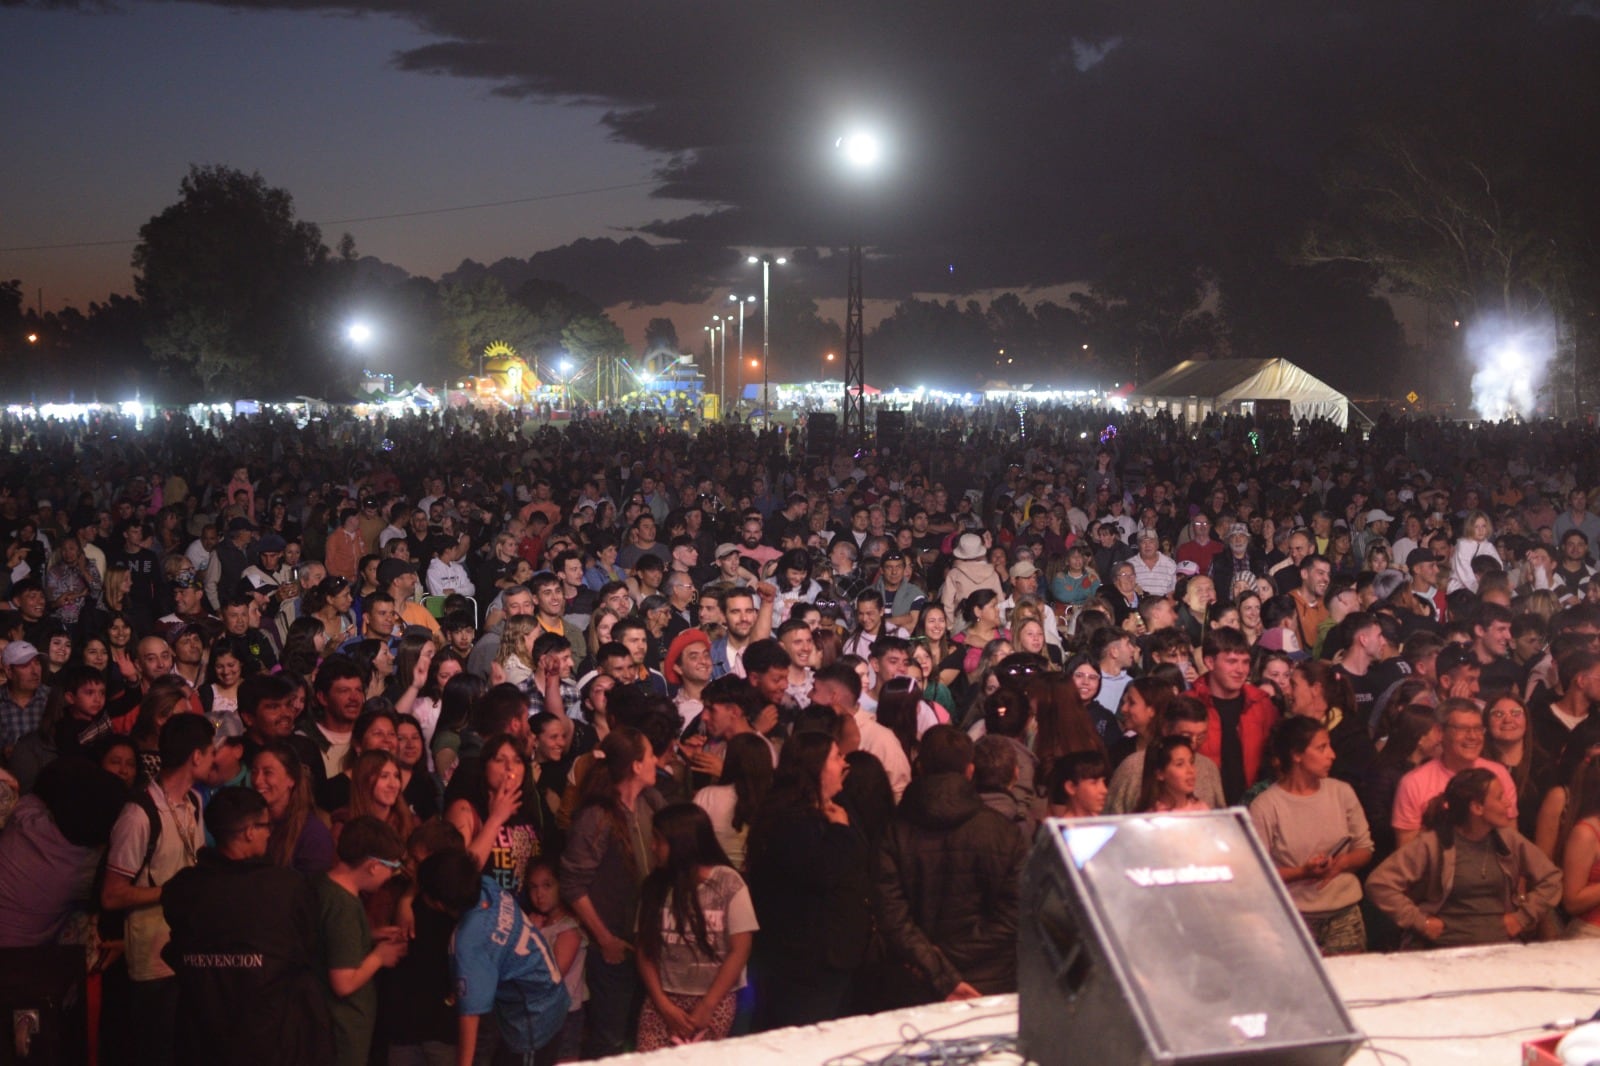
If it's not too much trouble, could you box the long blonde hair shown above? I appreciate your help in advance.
[497,615,539,670]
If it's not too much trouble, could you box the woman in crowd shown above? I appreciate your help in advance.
[772,548,822,627]
[198,636,250,715]
[693,732,774,870]
[1029,673,1102,789]
[427,673,485,785]
[1106,676,1177,773]
[950,590,1004,681]
[1449,509,1502,594]
[910,638,956,717]
[1013,614,1057,666]
[317,707,399,811]
[1235,590,1266,646]
[278,616,328,679]
[1359,705,1444,862]
[407,647,465,757]
[1557,753,1600,939]
[128,679,192,783]
[447,733,555,893]
[1367,768,1560,947]
[875,676,928,768]
[583,606,623,672]
[100,616,142,704]
[383,630,435,714]
[560,725,666,1058]
[910,605,958,685]
[346,638,395,702]
[45,535,102,631]
[635,804,757,1051]
[496,615,540,692]
[1136,735,1208,813]
[746,731,870,1031]
[305,575,357,646]
[528,711,572,828]
[1250,717,1373,954]
[338,749,417,846]
[1482,692,1550,840]
[393,713,439,821]
[252,742,335,875]
[1048,543,1100,607]
[1535,718,1600,862]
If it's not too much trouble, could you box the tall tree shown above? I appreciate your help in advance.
[643,317,680,356]
[438,276,535,372]
[134,165,330,396]
[1069,234,1220,383]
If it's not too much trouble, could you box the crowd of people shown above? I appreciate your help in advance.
[2,402,1600,1065]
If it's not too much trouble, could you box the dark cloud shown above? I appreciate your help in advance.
[21,0,1600,305]
[437,236,744,309]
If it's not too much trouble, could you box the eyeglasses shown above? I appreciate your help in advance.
[1489,708,1525,721]
[1445,725,1486,736]
[368,856,402,870]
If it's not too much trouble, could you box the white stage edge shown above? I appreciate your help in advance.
[611,940,1600,1065]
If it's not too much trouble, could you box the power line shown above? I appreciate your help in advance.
[0,177,660,254]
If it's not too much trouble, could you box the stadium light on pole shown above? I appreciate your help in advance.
[746,256,785,422]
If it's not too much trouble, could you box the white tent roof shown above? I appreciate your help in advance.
[1130,357,1349,429]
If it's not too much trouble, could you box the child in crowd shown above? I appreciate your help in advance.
[1046,750,1111,819]
[635,803,758,1050]
[525,856,586,1063]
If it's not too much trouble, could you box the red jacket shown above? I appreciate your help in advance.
[1191,674,1279,793]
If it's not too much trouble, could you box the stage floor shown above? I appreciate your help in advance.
[611,939,1600,1065]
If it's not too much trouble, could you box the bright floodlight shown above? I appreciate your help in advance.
[347,322,372,346]
[559,358,574,374]
[838,130,882,169]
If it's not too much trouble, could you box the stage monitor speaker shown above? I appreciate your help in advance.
[1019,811,1362,1066]
[805,412,837,457]
[875,410,906,452]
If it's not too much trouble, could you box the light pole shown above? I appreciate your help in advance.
[836,128,882,443]
[747,256,785,422]
[703,324,716,403]
[823,350,835,382]
[558,357,574,410]
[729,293,756,412]
[713,315,727,404]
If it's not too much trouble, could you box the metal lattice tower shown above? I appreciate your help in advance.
[843,242,866,442]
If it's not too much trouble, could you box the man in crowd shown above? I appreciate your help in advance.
[102,714,215,1066]
[1192,626,1279,805]
[1392,698,1520,848]
[1130,528,1177,597]
[876,725,1027,1003]
[161,787,332,1066]
[0,640,49,760]
[295,656,367,791]
[812,662,910,799]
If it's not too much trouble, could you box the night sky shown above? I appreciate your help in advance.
[4,1,1596,354]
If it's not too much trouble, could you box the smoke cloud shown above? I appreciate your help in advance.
[1466,313,1557,420]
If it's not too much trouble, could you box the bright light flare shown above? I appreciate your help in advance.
[1466,313,1557,421]
[837,130,882,170]
[347,322,372,346]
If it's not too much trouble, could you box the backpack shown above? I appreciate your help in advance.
[95,786,197,939]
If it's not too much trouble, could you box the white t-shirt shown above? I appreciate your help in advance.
[106,782,204,982]
[653,866,759,996]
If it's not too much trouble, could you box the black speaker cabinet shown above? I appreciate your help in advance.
[1020,811,1362,1066]
[805,412,837,458]
[875,410,906,452]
